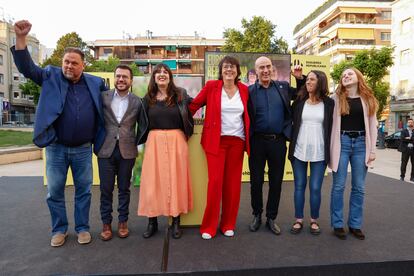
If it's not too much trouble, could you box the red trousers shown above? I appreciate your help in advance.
[200,136,245,236]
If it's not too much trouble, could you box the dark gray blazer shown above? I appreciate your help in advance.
[98,89,147,159]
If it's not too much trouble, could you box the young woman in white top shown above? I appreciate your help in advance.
[288,70,334,235]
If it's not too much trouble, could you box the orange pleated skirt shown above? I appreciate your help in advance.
[137,129,193,217]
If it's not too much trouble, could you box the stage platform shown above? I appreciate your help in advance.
[1,173,413,275]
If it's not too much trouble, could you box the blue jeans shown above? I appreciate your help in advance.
[292,158,326,219]
[46,143,93,235]
[331,135,367,229]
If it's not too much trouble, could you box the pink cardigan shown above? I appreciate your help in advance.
[329,94,378,172]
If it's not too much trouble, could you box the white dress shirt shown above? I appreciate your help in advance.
[111,90,130,124]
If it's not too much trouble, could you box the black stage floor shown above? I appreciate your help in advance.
[1,173,414,276]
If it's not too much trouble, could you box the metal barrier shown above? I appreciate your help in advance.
[0,113,35,128]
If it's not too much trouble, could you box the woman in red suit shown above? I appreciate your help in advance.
[189,56,250,239]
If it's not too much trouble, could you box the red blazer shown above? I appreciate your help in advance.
[189,80,250,156]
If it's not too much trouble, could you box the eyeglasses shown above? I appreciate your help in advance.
[223,64,236,70]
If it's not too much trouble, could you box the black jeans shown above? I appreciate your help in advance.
[249,133,286,220]
[98,145,136,224]
[400,149,414,179]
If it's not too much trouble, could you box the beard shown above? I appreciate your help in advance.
[115,82,131,93]
[63,70,76,81]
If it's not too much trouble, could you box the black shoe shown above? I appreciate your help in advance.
[266,218,281,235]
[249,215,262,232]
[143,217,158,238]
[349,227,365,240]
[400,177,405,181]
[171,216,182,239]
[333,228,347,240]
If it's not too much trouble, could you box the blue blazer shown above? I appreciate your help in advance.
[11,46,106,154]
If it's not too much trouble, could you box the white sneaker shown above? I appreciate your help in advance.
[224,230,234,237]
[201,233,212,240]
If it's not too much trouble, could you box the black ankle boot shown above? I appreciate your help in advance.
[143,217,158,238]
[171,216,182,239]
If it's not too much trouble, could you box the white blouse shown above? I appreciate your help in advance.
[221,88,245,140]
[294,101,325,162]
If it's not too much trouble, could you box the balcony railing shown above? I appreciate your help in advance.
[135,54,149,59]
[319,39,375,52]
[319,18,377,35]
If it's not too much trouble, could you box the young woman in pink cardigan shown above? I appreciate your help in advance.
[329,68,378,240]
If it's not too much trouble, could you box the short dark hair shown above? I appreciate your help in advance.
[246,69,256,79]
[408,118,413,122]
[64,47,85,61]
[218,56,241,84]
[115,64,133,78]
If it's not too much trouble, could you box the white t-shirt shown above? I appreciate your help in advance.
[221,88,245,140]
[294,101,325,162]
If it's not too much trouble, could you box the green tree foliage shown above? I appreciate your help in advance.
[331,47,394,118]
[223,16,289,54]
[86,56,121,72]
[19,79,41,104]
[86,56,143,76]
[129,62,142,76]
[42,32,93,66]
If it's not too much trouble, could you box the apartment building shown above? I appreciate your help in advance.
[0,20,40,118]
[293,0,393,66]
[388,0,414,132]
[0,41,7,99]
[88,32,224,76]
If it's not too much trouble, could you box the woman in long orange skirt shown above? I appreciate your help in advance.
[137,64,193,239]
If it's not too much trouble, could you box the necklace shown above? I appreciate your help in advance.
[223,85,237,99]
[156,92,167,101]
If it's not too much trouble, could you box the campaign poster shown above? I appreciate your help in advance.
[204,51,291,85]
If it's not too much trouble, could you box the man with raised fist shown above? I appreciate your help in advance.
[11,20,107,247]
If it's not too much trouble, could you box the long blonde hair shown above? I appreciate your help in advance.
[335,67,378,116]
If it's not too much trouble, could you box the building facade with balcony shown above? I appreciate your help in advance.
[293,0,393,67]
[0,20,39,120]
[87,34,225,76]
[388,0,414,133]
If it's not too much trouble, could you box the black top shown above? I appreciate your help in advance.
[53,75,97,146]
[341,97,365,131]
[148,100,184,131]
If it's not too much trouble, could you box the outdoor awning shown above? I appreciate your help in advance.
[337,28,374,40]
[319,30,337,44]
[339,7,377,14]
[150,60,163,64]
[162,60,177,70]
[165,46,177,51]
[135,60,148,65]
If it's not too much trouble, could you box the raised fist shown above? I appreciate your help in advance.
[14,20,32,37]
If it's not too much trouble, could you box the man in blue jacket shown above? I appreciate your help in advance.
[247,56,304,235]
[12,20,106,247]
